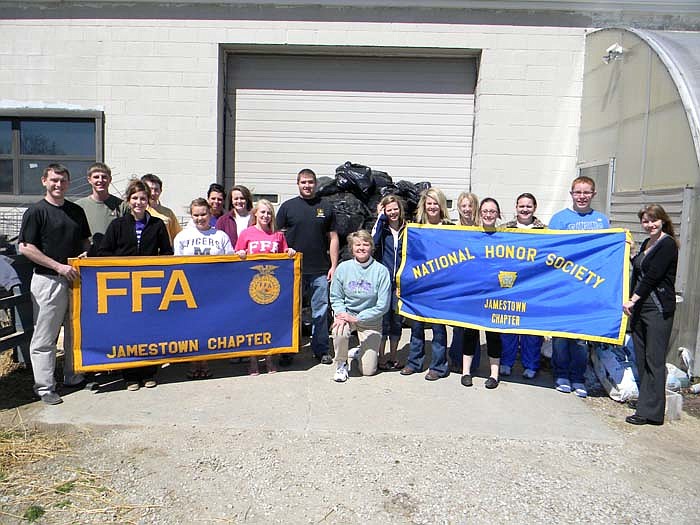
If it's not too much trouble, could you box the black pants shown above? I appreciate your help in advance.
[461,329,502,359]
[123,365,158,384]
[631,302,674,423]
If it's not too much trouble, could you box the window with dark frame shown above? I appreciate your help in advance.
[0,112,103,200]
[252,193,279,204]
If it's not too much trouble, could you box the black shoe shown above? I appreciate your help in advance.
[626,399,638,410]
[279,354,293,367]
[40,392,63,405]
[461,375,473,387]
[484,377,499,389]
[626,414,663,426]
[319,354,333,365]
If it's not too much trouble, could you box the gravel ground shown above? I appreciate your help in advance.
[3,394,698,525]
[2,343,699,525]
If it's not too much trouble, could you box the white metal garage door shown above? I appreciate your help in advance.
[224,53,477,204]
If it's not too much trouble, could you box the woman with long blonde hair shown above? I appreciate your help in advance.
[448,191,482,373]
[235,199,296,375]
[400,188,451,381]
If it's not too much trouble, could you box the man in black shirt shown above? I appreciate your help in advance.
[277,169,339,365]
[19,164,91,405]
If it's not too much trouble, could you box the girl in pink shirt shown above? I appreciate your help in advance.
[235,199,296,374]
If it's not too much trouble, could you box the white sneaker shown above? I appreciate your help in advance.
[572,383,588,398]
[347,347,360,360]
[499,365,511,376]
[333,363,348,383]
[522,368,536,379]
[555,378,572,393]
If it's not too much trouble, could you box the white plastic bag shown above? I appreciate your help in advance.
[591,336,639,402]
[665,363,690,390]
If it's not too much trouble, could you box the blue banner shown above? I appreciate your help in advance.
[70,254,302,372]
[397,225,629,344]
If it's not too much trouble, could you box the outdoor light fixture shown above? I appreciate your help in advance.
[602,43,627,64]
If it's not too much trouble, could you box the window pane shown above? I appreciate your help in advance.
[0,160,12,193]
[20,159,94,196]
[20,120,95,156]
[0,120,11,155]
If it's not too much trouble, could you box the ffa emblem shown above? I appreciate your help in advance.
[249,264,281,305]
[316,208,325,218]
[498,271,517,288]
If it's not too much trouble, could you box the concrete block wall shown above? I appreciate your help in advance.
[0,16,586,221]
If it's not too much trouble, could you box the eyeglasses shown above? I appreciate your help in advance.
[480,210,499,215]
[571,191,594,196]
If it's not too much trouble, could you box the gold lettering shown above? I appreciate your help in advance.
[158,270,198,311]
[96,271,130,314]
[132,270,164,312]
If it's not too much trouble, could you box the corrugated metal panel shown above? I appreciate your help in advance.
[225,54,476,203]
[610,188,685,241]
[610,186,700,377]
[610,188,688,292]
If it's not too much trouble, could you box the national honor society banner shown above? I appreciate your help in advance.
[397,225,629,344]
[70,254,302,372]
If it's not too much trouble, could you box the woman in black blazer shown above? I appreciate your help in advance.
[623,204,678,426]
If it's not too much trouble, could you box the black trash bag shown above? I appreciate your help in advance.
[366,193,383,218]
[335,162,375,201]
[395,180,434,220]
[325,192,373,240]
[316,176,338,197]
[363,214,379,233]
[338,243,353,263]
[379,184,400,198]
[414,181,432,194]
[372,170,392,189]
[395,179,421,211]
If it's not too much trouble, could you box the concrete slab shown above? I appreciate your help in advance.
[34,342,620,445]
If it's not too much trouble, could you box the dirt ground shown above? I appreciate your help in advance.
[1,348,699,525]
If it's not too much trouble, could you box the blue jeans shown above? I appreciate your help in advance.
[408,321,448,376]
[552,337,589,383]
[303,273,330,358]
[501,334,543,371]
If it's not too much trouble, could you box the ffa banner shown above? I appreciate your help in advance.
[70,254,301,372]
[397,225,629,344]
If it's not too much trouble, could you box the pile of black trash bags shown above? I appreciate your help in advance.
[317,161,431,261]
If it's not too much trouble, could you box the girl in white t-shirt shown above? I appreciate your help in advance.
[174,198,234,379]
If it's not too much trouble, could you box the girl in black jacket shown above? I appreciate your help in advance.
[98,179,173,390]
[99,181,173,257]
[623,204,678,426]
